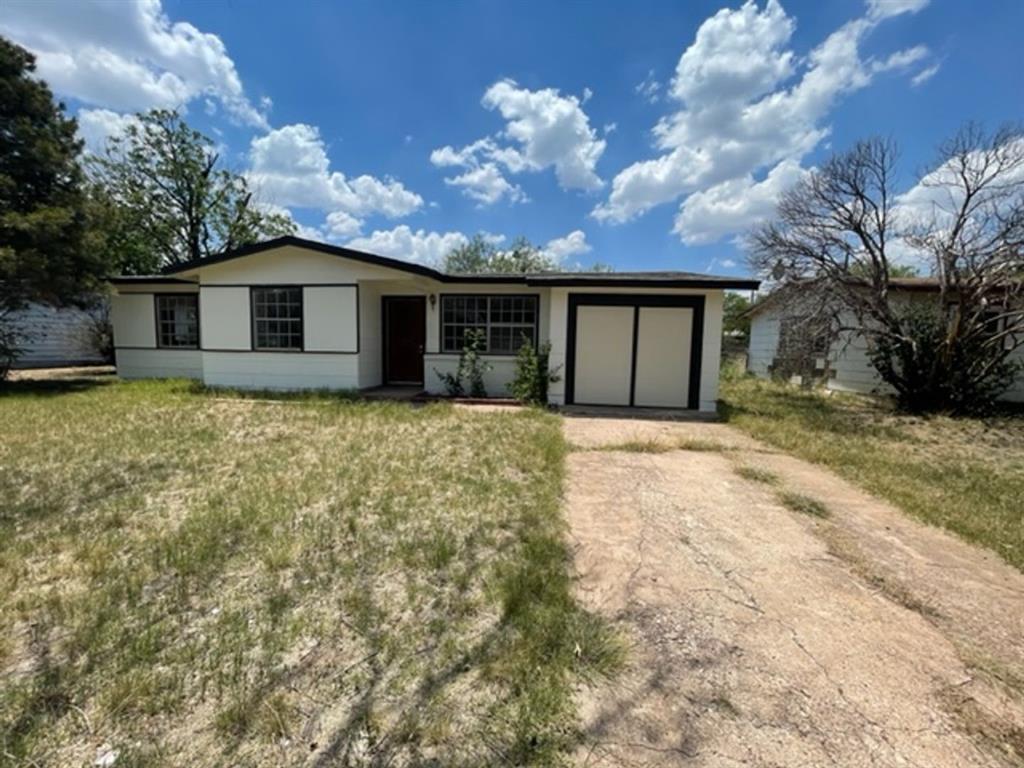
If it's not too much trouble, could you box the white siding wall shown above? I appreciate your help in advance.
[111,294,156,348]
[9,302,106,367]
[1004,345,1024,402]
[749,296,1024,402]
[200,287,249,350]
[303,286,358,352]
[201,352,359,390]
[115,348,202,379]
[747,310,781,376]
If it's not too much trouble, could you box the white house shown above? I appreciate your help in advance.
[747,279,1024,403]
[7,301,108,368]
[109,236,759,411]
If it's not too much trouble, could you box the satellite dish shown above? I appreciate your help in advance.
[771,261,787,280]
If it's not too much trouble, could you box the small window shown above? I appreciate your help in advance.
[252,287,303,350]
[156,294,199,348]
[440,295,537,354]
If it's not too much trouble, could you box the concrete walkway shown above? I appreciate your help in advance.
[564,415,1024,767]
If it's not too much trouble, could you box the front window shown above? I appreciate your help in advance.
[156,294,199,348]
[441,295,537,354]
[252,287,303,350]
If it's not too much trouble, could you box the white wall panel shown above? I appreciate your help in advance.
[111,294,155,348]
[573,305,634,406]
[200,287,249,350]
[634,307,692,408]
[303,286,358,352]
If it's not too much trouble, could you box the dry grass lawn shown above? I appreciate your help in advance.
[0,379,619,767]
[721,372,1024,571]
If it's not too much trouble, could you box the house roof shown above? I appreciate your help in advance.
[121,235,760,290]
[743,276,944,318]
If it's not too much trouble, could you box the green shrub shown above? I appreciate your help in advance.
[508,338,560,405]
[434,329,491,397]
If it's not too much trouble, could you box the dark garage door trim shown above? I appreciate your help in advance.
[565,293,705,410]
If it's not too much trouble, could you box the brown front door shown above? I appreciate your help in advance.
[383,296,426,385]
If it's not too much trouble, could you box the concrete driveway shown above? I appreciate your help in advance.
[564,414,1024,767]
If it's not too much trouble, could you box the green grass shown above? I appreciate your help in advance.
[777,491,830,519]
[721,374,1024,570]
[734,465,780,485]
[0,378,619,766]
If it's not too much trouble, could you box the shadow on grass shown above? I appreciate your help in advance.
[0,375,115,398]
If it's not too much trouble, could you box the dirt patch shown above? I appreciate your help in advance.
[565,415,1024,767]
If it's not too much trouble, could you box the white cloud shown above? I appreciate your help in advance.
[0,0,269,128]
[593,0,933,243]
[76,108,139,153]
[324,210,362,239]
[867,0,929,20]
[872,45,929,73]
[911,63,940,86]
[541,229,591,263]
[248,123,423,234]
[431,79,605,204]
[443,163,528,206]
[346,226,469,266]
[673,159,808,244]
[635,70,662,104]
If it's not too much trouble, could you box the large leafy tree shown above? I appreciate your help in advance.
[87,109,294,272]
[0,36,107,376]
[442,234,557,274]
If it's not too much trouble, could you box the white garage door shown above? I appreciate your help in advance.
[573,305,634,406]
[634,307,692,408]
[571,301,697,408]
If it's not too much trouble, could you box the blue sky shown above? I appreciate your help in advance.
[1,0,1021,274]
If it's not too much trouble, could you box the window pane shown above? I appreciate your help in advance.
[156,295,198,348]
[253,287,302,350]
[440,295,537,354]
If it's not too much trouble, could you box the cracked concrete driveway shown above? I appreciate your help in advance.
[565,414,1024,768]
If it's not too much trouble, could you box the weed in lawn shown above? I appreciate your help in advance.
[722,376,1024,570]
[778,491,830,519]
[677,438,730,452]
[734,465,779,484]
[0,379,618,766]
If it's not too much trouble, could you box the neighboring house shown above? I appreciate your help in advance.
[7,301,108,368]
[108,236,759,411]
[747,278,1024,403]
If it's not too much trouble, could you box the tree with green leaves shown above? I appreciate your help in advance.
[723,291,753,341]
[0,36,108,377]
[442,234,557,274]
[87,109,294,272]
